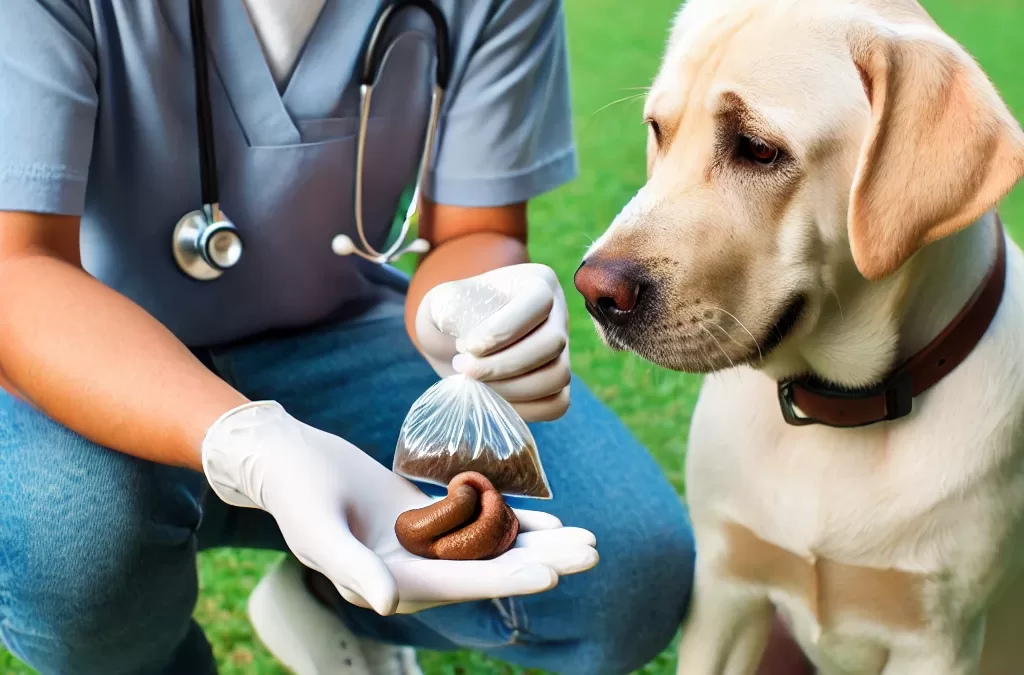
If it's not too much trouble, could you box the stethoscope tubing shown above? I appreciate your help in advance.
[362,0,451,90]
[177,0,452,278]
[188,0,219,209]
[352,82,443,262]
[349,0,451,263]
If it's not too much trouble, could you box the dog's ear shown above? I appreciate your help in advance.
[846,21,1024,281]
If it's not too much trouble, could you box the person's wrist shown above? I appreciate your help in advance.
[167,385,249,472]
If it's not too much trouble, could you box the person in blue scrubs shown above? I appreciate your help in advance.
[0,2,801,674]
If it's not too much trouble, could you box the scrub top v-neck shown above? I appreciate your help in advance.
[0,0,577,347]
[242,0,326,91]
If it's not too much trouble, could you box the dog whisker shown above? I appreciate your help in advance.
[704,320,747,353]
[825,284,845,321]
[697,337,719,373]
[700,324,735,369]
[708,305,763,362]
[591,92,647,115]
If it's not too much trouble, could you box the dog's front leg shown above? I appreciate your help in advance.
[676,558,773,675]
[881,618,985,675]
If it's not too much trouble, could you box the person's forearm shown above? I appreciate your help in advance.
[0,254,247,471]
[404,231,529,346]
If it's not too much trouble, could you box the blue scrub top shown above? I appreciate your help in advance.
[0,0,577,346]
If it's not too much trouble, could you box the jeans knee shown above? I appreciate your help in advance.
[506,502,694,675]
[574,504,695,674]
[581,487,692,671]
[0,395,206,674]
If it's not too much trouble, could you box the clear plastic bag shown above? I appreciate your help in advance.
[393,373,552,499]
[393,280,553,499]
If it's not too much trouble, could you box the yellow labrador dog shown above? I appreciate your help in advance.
[575,0,1024,673]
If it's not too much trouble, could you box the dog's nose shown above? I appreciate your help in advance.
[574,258,644,325]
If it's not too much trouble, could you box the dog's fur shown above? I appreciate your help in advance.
[580,0,1024,673]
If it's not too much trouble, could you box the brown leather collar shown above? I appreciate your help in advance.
[778,216,1007,428]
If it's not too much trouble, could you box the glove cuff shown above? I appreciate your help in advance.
[201,400,287,510]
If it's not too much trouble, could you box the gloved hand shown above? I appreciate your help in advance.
[416,263,571,422]
[202,401,598,615]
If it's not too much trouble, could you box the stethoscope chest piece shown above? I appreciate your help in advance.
[172,204,243,280]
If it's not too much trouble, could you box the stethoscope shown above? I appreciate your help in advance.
[173,0,451,281]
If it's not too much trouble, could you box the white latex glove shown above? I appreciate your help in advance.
[202,401,598,615]
[416,263,571,423]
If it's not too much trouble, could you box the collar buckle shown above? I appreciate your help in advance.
[777,380,815,427]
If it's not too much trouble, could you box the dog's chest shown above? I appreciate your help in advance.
[689,424,939,661]
[685,369,1023,669]
[687,372,954,565]
[720,521,929,633]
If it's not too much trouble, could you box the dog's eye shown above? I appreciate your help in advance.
[737,135,780,165]
[645,118,662,145]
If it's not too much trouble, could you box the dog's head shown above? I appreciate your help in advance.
[576,0,1024,383]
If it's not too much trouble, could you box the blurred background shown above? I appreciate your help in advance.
[2,0,1020,673]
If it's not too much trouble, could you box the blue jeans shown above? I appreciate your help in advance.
[0,296,695,675]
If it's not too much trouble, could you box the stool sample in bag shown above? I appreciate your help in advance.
[393,374,552,499]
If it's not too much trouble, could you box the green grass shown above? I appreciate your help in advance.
[2,1,1021,673]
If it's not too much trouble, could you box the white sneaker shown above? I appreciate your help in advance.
[248,555,422,675]
[361,640,423,675]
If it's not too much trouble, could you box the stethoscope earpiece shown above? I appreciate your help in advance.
[403,238,431,256]
[331,234,357,257]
